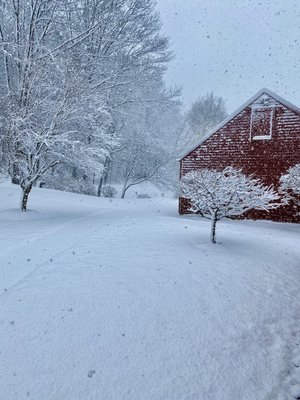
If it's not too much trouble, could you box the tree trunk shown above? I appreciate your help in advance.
[72,167,77,179]
[121,184,127,199]
[11,163,20,184]
[210,212,217,244]
[97,157,111,197]
[21,185,32,212]
[97,176,104,197]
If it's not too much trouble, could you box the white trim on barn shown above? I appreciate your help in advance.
[250,107,274,141]
[180,88,300,160]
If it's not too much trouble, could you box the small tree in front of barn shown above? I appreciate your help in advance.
[280,164,300,208]
[180,167,281,243]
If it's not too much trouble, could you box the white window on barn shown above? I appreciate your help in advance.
[250,107,274,140]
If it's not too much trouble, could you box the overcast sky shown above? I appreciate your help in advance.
[156,0,300,112]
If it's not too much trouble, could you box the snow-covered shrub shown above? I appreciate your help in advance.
[43,172,96,196]
[180,167,281,243]
[137,193,151,199]
[280,164,300,207]
[66,180,96,196]
[101,185,117,198]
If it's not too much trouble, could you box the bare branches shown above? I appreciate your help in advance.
[185,92,227,148]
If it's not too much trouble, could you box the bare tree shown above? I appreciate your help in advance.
[117,145,169,198]
[106,76,182,197]
[180,167,281,243]
[186,92,227,145]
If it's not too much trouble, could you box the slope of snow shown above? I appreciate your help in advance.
[0,183,299,400]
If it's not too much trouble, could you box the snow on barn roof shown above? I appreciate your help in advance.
[180,88,300,160]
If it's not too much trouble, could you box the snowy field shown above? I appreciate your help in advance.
[0,183,300,400]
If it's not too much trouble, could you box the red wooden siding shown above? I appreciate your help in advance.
[179,91,300,223]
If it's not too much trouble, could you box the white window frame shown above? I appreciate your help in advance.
[250,106,274,141]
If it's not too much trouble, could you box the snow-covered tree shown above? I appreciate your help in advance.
[0,0,115,209]
[280,164,300,207]
[0,0,180,208]
[69,0,174,191]
[107,78,182,198]
[180,167,281,243]
[1,54,116,210]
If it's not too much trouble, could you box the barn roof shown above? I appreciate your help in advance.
[180,88,300,160]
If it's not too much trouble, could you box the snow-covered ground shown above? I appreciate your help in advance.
[0,183,300,400]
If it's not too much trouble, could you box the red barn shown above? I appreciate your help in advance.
[179,88,300,223]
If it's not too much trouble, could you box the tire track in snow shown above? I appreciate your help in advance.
[0,209,129,295]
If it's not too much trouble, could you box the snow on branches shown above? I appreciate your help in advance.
[280,164,300,207]
[180,167,281,243]
[0,0,178,209]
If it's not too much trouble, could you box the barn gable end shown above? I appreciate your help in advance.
[179,88,300,222]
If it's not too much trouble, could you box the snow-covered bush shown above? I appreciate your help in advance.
[101,185,117,198]
[43,170,96,196]
[180,167,281,243]
[280,164,300,207]
[137,193,151,199]
[63,180,96,196]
